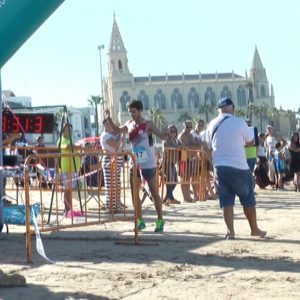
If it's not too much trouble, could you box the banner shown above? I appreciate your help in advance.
[0,0,65,67]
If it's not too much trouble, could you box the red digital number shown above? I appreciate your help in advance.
[25,117,30,132]
[12,116,20,132]
[35,116,43,133]
[2,116,7,132]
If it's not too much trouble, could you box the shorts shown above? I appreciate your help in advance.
[60,172,78,189]
[130,167,157,182]
[214,166,256,208]
[258,156,267,164]
[275,159,285,174]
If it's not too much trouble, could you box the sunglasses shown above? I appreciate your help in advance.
[170,130,177,133]
[185,125,192,129]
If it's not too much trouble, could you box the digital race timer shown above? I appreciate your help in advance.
[2,111,55,133]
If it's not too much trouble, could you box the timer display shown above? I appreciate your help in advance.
[2,111,55,133]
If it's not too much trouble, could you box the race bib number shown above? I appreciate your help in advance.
[133,146,148,164]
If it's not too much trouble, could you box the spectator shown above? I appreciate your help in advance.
[100,119,124,213]
[257,132,267,171]
[162,124,181,204]
[245,119,258,173]
[264,125,276,183]
[191,119,205,144]
[82,142,104,189]
[1,133,21,204]
[192,119,217,200]
[58,123,81,214]
[289,132,300,191]
[35,136,45,147]
[178,120,202,202]
[206,97,266,239]
[274,141,286,190]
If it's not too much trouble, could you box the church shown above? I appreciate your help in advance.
[103,16,275,127]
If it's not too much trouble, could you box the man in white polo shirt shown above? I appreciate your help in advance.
[206,98,266,239]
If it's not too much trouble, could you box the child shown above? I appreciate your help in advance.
[274,141,286,189]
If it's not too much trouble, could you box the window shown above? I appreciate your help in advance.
[171,88,183,109]
[220,86,232,100]
[120,91,131,111]
[154,89,166,109]
[204,87,216,106]
[118,59,123,71]
[137,90,149,110]
[188,87,200,108]
[260,85,266,97]
[237,85,246,107]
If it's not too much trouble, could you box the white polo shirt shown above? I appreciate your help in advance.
[191,130,202,144]
[206,113,253,170]
[265,135,276,158]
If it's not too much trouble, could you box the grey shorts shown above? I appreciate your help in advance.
[130,167,157,182]
[214,166,256,208]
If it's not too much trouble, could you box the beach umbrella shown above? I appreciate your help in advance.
[75,136,101,147]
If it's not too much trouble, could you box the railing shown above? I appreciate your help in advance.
[160,147,209,201]
[21,150,139,262]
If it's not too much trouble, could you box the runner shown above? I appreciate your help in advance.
[104,100,168,232]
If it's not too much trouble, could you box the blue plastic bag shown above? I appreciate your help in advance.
[4,203,40,225]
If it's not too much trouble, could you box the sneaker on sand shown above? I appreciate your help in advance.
[137,219,146,231]
[154,219,165,233]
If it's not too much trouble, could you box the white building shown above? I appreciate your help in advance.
[2,90,32,107]
[104,16,275,129]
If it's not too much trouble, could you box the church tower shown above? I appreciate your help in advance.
[107,14,133,81]
[105,14,133,121]
[249,46,270,100]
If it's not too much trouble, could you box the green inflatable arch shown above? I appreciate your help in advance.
[0,0,65,67]
[0,0,65,232]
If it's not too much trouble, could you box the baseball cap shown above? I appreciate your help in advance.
[266,124,273,129]
[217,97,234,108]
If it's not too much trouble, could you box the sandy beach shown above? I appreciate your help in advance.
[1,185,300,300]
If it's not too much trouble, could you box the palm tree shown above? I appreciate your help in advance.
[177,111,193,123]
[87,95,103,136]
[157,112,167,130]
[245,81,254,122]
[54,108,74,141]
[234,106,247,118]
[267,107,279,129]
[256,104,268,132]
[198,102,215,123]
[149,107,161,123]
[249,103,260,128]
[283,109,296,137]
[149,107,166,144]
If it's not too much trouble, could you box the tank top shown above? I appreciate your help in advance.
[127,120,156,169]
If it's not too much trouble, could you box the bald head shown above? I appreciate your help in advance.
[220,104,234,114]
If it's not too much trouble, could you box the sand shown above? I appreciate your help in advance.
[1,186,300,300]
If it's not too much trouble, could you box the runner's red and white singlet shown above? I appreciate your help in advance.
[127,120,156,169]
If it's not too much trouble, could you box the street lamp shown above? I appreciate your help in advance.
[98,44,104,104]
[98,44,104,130]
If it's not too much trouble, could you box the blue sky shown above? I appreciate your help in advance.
[2,0,300,111]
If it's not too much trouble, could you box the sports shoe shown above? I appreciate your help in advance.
[137,219,146,231]
[154,219,165,233]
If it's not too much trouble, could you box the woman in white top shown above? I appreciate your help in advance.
[100,119,124,213]
[257,132,267,169]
